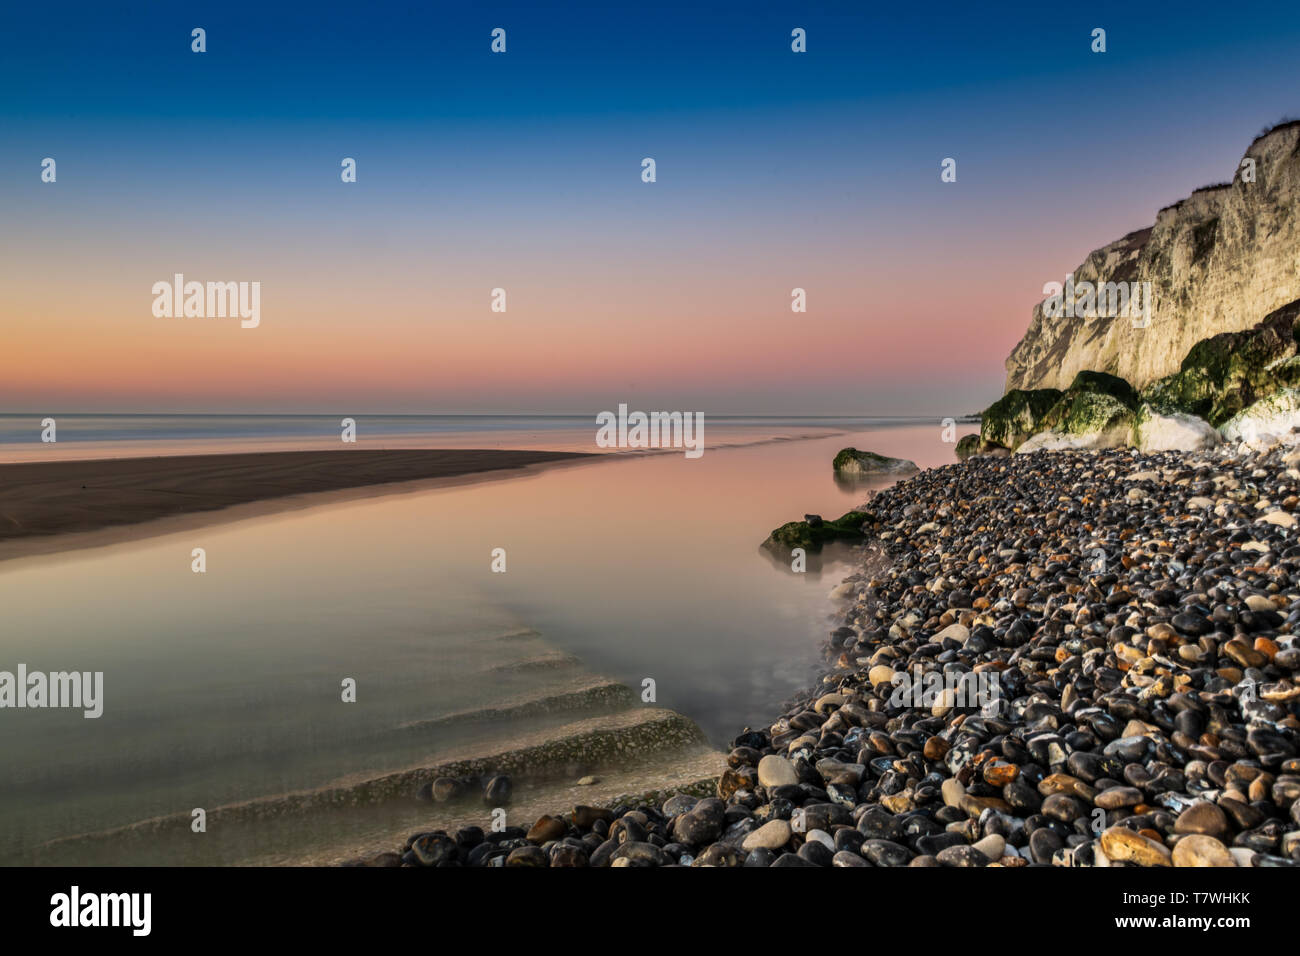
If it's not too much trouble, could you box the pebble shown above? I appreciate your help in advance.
[1100,827,1171,867]
[1172,834,1234,867]
[1174,801,1230,840]
[757,754,798,788]
[483,774,512,805]
[741,819,791,852]
[526,815,566,843]
[972,834,1005,860]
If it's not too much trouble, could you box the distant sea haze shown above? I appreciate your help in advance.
[0,414,943,462]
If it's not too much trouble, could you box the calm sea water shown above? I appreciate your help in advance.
[0,418,974,863]
[0,413,938,460]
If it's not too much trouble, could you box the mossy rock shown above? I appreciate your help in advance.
[1039,391,1135,436]
[954,434,982,461]
[955,434,1008,461]
[1140,298,1300,426]
[979,388,1062,449]
[832,448,918,475]
[981,372,1135,450]
[766,510,869,551]
[1270,355,1300,389]
[1061,370,1139,409]
[1220,388,1300,443]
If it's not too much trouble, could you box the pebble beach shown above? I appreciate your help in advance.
[367,437,1300,867]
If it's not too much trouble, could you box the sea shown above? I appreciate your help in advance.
[0,414,976,863]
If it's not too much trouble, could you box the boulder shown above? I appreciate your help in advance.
[1015,425,1127,454]
[1219,387,1300,444]
[1141,299,1300,426]
[831,448,918,476]
[765,510,869,551]
[1130,403,1220,451]
[955,434,1010,461]
[978,388,1061,450]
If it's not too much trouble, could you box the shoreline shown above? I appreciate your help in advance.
[0,449,595,566]
[371,439,1300,867]
[0,428,879,865]
[0,429,858,566]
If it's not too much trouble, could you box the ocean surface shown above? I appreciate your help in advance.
[0,416,976,864]
[0,413,942,461]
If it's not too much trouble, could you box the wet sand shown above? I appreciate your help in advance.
[0,449,593,562]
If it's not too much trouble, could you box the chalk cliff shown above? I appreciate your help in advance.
[1004,121,1300,392]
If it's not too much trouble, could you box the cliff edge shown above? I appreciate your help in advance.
[1005,121,1300,392]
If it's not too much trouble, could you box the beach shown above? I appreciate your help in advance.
[0,449,591,562]
[367,438,1300,867]
[11,426,1296,869]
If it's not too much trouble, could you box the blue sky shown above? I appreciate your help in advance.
[3,1,1300,413]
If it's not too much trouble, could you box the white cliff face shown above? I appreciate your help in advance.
[1005,122,1300,393]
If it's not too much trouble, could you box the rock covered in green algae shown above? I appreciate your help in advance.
[831,447,918,476]
[1037,371,1139,435]
[1141,298,1300,426]
[978,387,1062,450]
[765,510,869,550]
[954,434,1010,461]
[1220,387,1300,444]
[1007,371,1141,452]
[954,434,981,460]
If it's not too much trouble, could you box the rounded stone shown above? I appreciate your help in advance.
[757,754,799,788]
[741,818,792,852]
[1172,834,1234,868]
[1174,801,1230,840]
[1099,827,1171,866]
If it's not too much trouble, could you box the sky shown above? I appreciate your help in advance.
[3,1,1300,415]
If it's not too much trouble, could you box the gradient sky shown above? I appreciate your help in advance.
[4,1,1300,415]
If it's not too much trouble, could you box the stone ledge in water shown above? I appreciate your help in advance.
[396,679,636,733]
[831,447,918,476]
[33,707,710,853]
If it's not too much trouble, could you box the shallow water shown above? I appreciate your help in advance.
[0,421,973,863]
[0,413,912,461]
